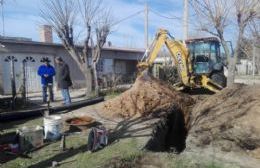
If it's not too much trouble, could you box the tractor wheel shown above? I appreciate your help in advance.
[211,72,227,88]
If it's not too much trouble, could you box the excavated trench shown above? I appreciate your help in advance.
[102,73,194,153]
[145,107,188,153]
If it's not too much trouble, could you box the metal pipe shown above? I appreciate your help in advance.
[0,97,104,121]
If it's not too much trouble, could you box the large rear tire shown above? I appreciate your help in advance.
[211,72,227,88]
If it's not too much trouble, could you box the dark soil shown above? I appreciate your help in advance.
[188,84,260,159]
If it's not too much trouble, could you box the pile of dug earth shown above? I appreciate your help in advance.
[102,74,194,123]
[187,84,260,159]
[103,73,260,159]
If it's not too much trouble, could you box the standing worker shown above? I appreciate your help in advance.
[55,57,72,105]
[37,57,56,103]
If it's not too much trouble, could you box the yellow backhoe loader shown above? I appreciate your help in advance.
[137,29,226,93]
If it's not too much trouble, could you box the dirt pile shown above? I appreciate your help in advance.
[102,74,194,121]
[188,84,260,158]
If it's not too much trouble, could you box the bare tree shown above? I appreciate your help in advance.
[249,20,260,40]
[232,0,259,78]
[191,0,233,86]
[240,37,253,59]
[191,0,258,86]
[40,0,112,96]
[77,0,113,95]
[92,9,112,95]
[248,19,260,73]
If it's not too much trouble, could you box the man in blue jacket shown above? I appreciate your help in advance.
[38,57,56,103]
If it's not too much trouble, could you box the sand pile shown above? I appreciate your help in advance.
[188,84,260,158]
[102,74,194,121]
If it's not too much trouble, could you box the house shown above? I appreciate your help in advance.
[236,59,257,75]
[0,28,144,95]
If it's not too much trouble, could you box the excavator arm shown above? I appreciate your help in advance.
[138,29,223,93]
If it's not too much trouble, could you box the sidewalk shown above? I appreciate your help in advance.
[27,88,87,107]
[0,89,88,113]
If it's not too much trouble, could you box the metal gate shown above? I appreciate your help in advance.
[1,54,54,95]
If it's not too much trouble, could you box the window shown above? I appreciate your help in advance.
[189,42,220,64]
[97,59,104,72]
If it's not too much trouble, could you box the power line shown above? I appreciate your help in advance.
[150,8,182,20]
[111,10,143,26]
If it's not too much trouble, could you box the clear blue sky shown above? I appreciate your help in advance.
[0,0,233,48]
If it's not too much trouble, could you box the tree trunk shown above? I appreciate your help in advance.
[67,49,93,97]
[227,28,243,86]
[92,62,99,96]
[92,44,102,96]
[256,46,260,74]
[220,38,235,87]
[227,57,236,86]
[83,67,93,97]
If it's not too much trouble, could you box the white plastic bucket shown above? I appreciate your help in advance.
[44,115,62,141]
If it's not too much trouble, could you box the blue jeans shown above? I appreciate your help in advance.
[61,89,71,105]
[42,84,54,102]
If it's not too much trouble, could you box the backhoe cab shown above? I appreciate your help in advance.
[137,29,226,93]
[186,37,226,88]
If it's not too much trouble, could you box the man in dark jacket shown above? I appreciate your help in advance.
[55,57,72,105]
[37,57,56,103]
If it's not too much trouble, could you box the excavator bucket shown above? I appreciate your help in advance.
[201,75,223,93]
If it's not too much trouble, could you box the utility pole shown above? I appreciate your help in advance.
[183,0,189,43]
[252,39,256,84]
[144,2,149,49]
[0,0,4,36]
